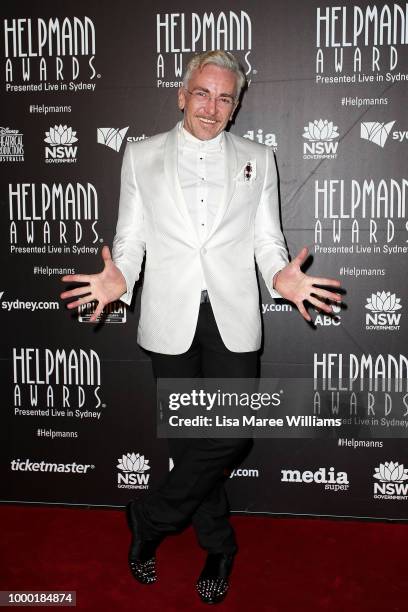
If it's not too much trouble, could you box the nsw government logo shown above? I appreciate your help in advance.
[0,127,24,161]
[365,291,401,331]
[44,125,78,163]
[281,466,349,491]
[303,119,339,159]
[373,461,408,500]
[117,452,150,490]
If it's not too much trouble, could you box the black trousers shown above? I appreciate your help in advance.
[137,302,258,555]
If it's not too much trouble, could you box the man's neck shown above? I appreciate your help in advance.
[180,122,224,149]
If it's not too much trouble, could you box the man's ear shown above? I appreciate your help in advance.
[230,103,238,121]
[178,88,185,111]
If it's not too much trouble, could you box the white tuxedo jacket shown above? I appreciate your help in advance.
[112,121,288,354]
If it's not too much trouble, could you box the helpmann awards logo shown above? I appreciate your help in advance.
[4,16,99,92]
[117,452,150,490]
[315,5,408,84]
[156,10,253,87]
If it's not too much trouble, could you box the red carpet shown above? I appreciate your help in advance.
[0,504,406,611]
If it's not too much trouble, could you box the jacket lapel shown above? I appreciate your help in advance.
[164,122,199,244]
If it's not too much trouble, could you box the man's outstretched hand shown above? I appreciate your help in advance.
[60,245,127,322]
[274,246,342,322]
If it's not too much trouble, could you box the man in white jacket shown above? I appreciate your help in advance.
[61,50,341,604]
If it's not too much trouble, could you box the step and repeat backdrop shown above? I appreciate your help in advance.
[1,0,408,519]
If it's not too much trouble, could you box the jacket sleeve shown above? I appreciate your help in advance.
[254,146,289,298]
[112,143,146,305]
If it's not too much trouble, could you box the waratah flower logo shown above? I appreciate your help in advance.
[303,119,339,141]
[365,291,402,313]
[373,461,408,483]
[44,125,78,145]
[117,452,150,473]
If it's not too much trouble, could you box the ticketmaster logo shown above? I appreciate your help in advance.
[11,458,93,473]
[360,121,395,147]
[97,127,129,152]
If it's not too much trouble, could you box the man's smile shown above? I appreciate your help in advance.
[197,116,218,125]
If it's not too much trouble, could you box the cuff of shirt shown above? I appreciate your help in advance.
[114,262,134,306]
[268,267,284,299]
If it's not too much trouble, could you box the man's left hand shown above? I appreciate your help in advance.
[273,246,342,322]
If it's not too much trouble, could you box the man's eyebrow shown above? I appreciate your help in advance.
[192,86,236,99]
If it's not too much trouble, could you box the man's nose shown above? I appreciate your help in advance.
[204,96,217,114]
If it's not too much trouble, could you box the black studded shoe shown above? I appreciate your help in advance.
[126,501,162,584]
[196,553,235,604]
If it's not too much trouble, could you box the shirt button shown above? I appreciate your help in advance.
[201,247,207,255]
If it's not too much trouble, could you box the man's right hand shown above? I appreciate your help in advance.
[60,245,127,322]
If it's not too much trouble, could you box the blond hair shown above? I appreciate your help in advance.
[183,50,246,98]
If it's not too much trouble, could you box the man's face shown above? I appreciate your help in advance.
[178,64,238,141]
